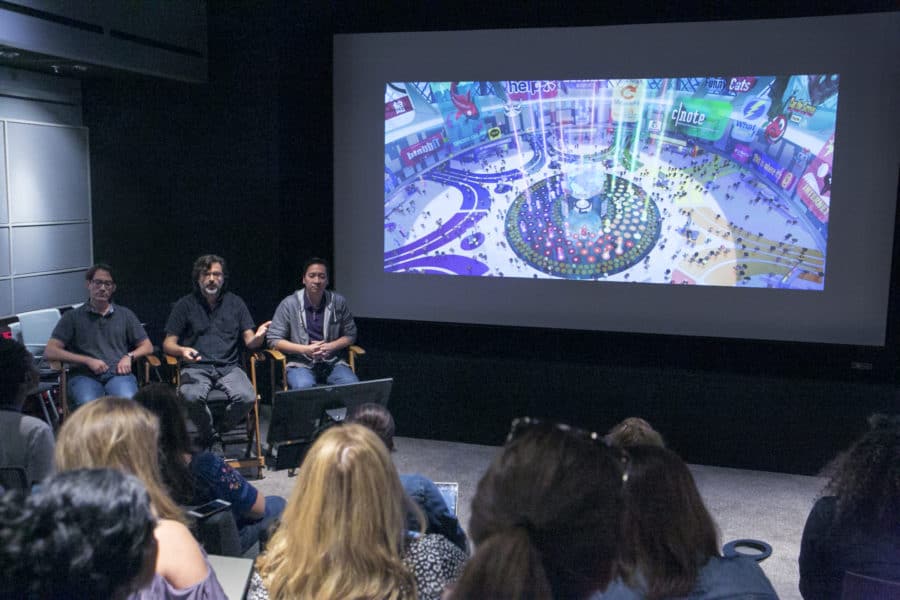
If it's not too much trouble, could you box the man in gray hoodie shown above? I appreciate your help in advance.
[266,257,358,389]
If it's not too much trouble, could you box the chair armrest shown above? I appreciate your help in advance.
[164,354,178,367]
[144,355,161,368]
[348,345,365,373]
[262,348,285,361]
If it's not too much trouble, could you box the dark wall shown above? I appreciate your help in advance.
[86,1,898,475]
[85,3,283,341]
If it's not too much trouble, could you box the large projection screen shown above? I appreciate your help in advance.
[334,13,900,345]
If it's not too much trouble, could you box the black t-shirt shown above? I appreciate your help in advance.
[165,291,255,368]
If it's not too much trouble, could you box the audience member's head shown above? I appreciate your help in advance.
[346,402,396,450]
[257,423,416,599]
[0,337,38,408]
[55,395,185,522]
[616,445,719,600]
[134,383,195,504]
[823,412,899,531]
[451,418,626,600]
[0,468,158,600]
[605,416,665,448]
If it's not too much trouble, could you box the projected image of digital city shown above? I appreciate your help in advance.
[384,76,835,289]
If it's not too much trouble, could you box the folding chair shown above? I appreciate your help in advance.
[164,353,266,479]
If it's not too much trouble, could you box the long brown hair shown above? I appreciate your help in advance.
[55,396,185,523]
[256,424,416,599]
[451,420,625,600]
[134,383,195,505]
[616,446,719,600]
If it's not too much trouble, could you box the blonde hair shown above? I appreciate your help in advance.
[55,396,185,523]
[257,424,417,600]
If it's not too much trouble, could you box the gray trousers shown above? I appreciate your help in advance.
[179,365,255,444]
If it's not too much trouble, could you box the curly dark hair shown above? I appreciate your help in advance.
[0,468,157,599]
[191,254,227,293]
[823,413,900,532]
[0,338,36,407]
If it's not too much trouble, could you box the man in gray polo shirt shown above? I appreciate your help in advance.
[44,263,153,408]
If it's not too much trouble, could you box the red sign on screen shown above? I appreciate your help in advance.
[385,96,413,120]
[401,133,444,166]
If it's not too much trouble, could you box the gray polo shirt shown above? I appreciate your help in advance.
[50,302,148,376]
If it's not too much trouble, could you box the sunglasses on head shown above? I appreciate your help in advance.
[506,416,629,484]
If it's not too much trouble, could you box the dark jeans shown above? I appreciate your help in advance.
[401,473,468,553]
[236,495,287,553]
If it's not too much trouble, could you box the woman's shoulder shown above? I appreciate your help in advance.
[153,519,218,591]
[596,556,777,600]
[693,555,778,599]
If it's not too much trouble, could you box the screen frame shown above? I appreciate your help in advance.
[334,13,900,346]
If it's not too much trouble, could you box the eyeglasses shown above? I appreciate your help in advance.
[506,416,630,484]
[90,279,115,288]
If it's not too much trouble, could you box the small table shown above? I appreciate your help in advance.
[208,554,254,600]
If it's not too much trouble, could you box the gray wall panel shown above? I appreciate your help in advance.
[7,122,90,223]
[11,223,91,274]
[0,228,9,277]
[13,270,85,313]
[0,98,82,127]
[0,280,11,317]
[0,122,6,223]
[0,70,91,319]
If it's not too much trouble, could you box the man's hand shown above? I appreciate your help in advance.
[85,358,109,375]
[116,355,133,375]
[255,321,271,338]
[314,341,334,360]
[305,341,326,361]
[181,347,202,362]
[310,341,332,360]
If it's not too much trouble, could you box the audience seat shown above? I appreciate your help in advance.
[842,571,900,600]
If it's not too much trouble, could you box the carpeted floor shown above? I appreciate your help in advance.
[248,429,823,600]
